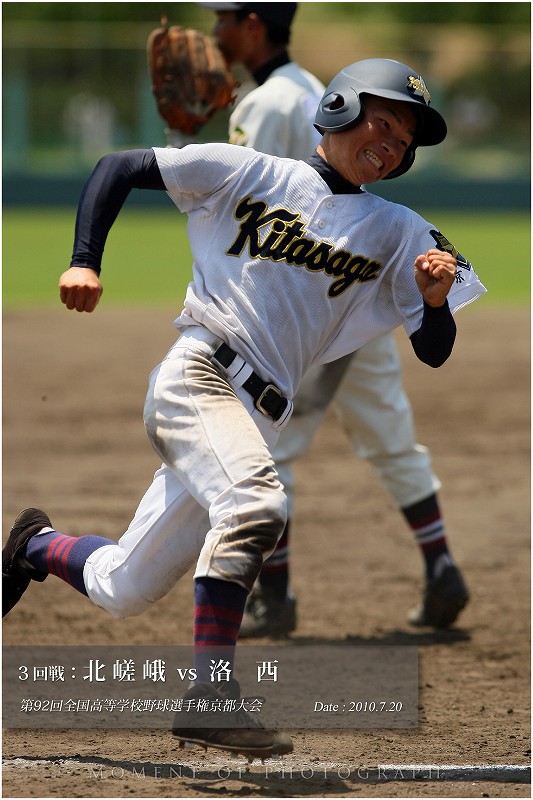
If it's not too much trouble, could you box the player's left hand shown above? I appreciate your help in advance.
[414,249,457,307]
[59,267,103,312]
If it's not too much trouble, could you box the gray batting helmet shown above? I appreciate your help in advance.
[314,58,447,179]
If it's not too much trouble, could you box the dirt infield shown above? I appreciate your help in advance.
[2,305,530,798]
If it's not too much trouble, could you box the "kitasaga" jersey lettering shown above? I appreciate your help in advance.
[226,196,383,298]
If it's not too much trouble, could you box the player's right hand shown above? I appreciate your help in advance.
[59,267,103,313]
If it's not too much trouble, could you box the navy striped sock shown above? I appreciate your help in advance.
[193,576,248,684]
[402,493,452,579]
[25,531,115,595]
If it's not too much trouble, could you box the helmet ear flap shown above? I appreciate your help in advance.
[314,88,363,134]
[322,92,347,113]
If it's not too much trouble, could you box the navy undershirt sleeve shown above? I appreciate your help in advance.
[70,149,165,275]
[410,300,456,367]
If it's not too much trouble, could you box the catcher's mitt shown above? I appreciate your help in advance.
[147,23,237,136]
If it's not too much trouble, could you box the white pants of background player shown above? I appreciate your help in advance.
[82,328,291,618]
[273,332,440,516]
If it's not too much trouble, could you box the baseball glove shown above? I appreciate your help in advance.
[147,22,237,136]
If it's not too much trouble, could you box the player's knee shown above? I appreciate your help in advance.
[258,480,287,544]
[233,493,286,548]
[88,584,154,619]
[232,465,287,542]
[253,495,287,567]
[260,502,287,551]
[210,510,286,592]
[84,558,156,619]
[195,473,288,591]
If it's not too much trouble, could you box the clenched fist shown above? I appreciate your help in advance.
[59,267,103,313]
[414,249,456,308]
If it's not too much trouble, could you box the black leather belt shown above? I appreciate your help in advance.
[213,343,289,422]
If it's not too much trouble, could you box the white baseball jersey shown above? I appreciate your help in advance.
[228,61,325,159]
[227,58,445,513]
[224,56,439,510]
[154,143,486,399]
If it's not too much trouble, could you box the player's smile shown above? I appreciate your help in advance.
[318,95,417,185]
[364,149,384,172]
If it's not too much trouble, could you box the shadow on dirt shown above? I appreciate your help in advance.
[273,628,472,647]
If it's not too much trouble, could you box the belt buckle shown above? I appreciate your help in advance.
[255,384,282,417]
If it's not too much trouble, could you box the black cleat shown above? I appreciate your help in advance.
[3,508,51,617]
[239,589,297,639]
[408,564,469,629]
[172,678,293,761]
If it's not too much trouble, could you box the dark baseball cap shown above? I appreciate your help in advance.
[198,3,297,29]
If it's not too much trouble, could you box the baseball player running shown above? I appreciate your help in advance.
[3,57,486,759]
[203,1,470,638]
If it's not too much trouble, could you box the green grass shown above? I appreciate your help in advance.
[3,208,193,308]
[3,207,530,308]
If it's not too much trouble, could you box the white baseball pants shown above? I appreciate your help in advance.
[273,332,440,516]
[83,328,289,618]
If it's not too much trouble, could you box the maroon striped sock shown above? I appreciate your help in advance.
[193,576,248,683]
[402,494,452,579]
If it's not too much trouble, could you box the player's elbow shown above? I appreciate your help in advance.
[409,319,456,368]
[416,351,451,368]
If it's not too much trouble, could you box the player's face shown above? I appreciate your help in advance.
[322,96,417,185]
[212,11,255,66]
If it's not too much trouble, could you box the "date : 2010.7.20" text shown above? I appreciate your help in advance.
[313,700,403,713]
